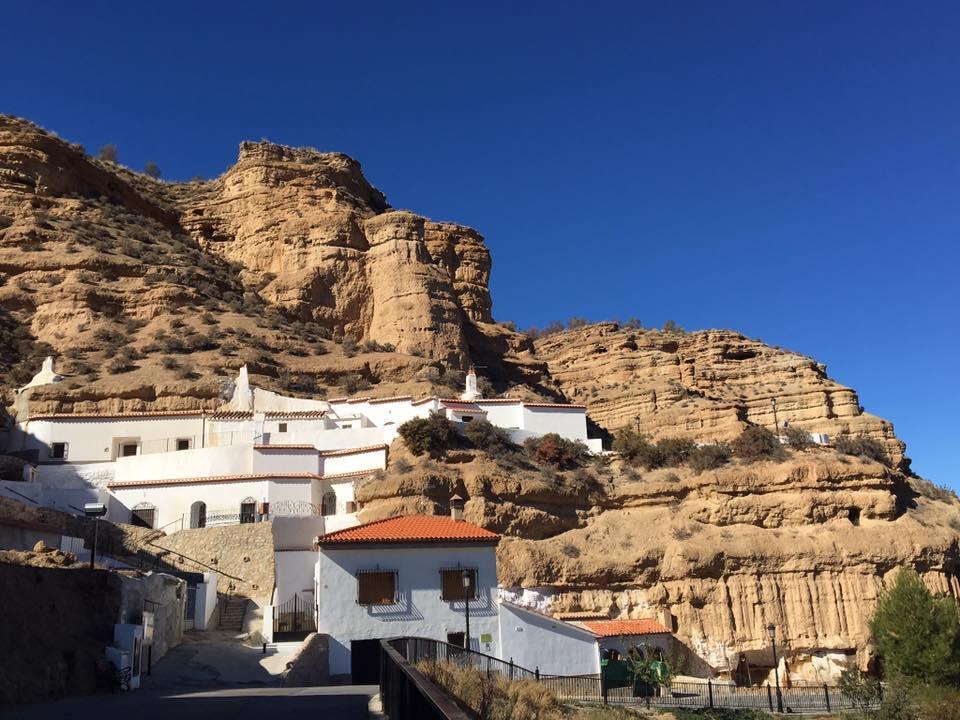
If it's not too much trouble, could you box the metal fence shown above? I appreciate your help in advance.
[380,639,471,720]
[385,636,872,714]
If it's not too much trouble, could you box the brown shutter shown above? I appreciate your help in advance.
[440,569,477,601]
[358,571,396,605]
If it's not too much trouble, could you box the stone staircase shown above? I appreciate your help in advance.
[219,596,248,631]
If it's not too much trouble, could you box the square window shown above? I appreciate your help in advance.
[121,443,138,457]
[357,570,397,606]
[176,438,191,451]
[278,423,288,433]
[50,442,68,460]
[440,568,477,601]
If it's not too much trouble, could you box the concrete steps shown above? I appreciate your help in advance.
[219,597,248,631]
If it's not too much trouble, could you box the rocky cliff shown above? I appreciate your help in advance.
[2,115,957,680]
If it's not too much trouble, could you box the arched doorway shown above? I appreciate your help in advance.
[239,497,257,524]
[131,502,156,529]
[321,491,337,516]
[189,501,207,529]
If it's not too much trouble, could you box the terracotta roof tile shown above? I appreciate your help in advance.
[263,410,326,418]
[318,515,500,546]
[254,444,317,451]
[29,410,204,421]
[318,444,388,457]
[368,395,413,404]
[580,619,671,637]
[108,472,320,489]
[321,469,381,480]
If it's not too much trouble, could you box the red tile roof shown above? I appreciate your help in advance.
[108,472,320,489]
[264,410,326,418]
[318,444,388,457]
[321,469,381,481]
[254,444,317,451]
[580,619,671,637]
[29,410,204,421]
[318,515,500,546]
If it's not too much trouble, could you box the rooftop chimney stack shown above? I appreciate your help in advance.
[450,494,464,522]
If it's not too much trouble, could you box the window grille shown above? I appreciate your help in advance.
[357,570,398,605]
[440,567,477,601]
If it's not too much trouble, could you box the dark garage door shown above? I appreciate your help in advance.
[351,639,382,684]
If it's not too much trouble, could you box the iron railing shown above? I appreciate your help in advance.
[384,637,873,713]
[379,638,472,720]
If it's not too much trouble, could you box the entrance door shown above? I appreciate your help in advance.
[351,639,382,684]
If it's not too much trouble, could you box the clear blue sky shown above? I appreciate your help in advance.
[5,2,958,487]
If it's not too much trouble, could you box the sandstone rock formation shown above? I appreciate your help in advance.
[534,323,906,467]
[2,115,957,681]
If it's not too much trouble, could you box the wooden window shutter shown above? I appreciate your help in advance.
[358,571,396,605]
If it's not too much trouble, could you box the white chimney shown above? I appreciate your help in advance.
[461,367,480,401]
[450,494,464,521]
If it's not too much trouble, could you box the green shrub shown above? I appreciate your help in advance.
[613,428,661,468]
[462,419,514,453]
[783,425,813,450]
[338,374,371,395]
[658,437,696,466]
[870,567,960,685]
[398,412,454,457]
[834,434,889,466]
[688,444,731,473]
[730,425,784,461]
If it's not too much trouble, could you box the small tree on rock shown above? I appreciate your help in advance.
[144,161,161,179]
[731,425,784,461]
[97,144,118,162]
[869,567,960,685]
[398,412,453,457]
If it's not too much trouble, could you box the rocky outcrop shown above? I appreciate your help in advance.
[534,323,906,466]
[357,443,960,677]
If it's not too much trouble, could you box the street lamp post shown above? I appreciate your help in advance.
[766,623,784,713]
[84,502,107,570]
[462,569,472,651]
[770,398,780,441]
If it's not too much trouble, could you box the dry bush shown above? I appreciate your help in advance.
[415,660,564,720]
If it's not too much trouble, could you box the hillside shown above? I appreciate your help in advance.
[2,114,957,677]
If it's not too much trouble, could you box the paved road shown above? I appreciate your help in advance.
[2,686,378,719]
[2,632,376,719]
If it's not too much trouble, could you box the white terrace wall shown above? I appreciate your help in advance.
[115,445,252,483]
[253,448,319,475]
[110,478,272,529]
[498,603,601,676]
[476,402,524,429]
[317,544,500,677]
[522,407,589,441]
[319,447,387,477]
[21,416,206,463]
[275,550,318,606]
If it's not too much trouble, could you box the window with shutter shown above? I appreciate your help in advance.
[440,568,477,601]
[357,571,397,605]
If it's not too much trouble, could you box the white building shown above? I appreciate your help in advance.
[315,512,501,682]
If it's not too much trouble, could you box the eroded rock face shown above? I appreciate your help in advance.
[357,446,960,677]
[534,323,906,466]
[181,140,492,364]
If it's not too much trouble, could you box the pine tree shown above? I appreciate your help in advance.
[869,567,960,685]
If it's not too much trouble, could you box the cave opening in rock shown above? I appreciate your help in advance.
[848,507,861,526]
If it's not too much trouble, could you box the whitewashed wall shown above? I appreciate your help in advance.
[476,402,524,429]
[600,633,674,660]
[498,603,601,676]
[115,445,252,483]
[522,407,589,441]
[253,448,319,475]
[317,544,500,677]
[21,416,206,463]
[319,447,386,477]
[275,550,319,605]
[195,572,219,631]
[111,478,271,529]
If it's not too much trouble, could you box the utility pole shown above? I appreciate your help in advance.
[462,569,472,650]
[767,623,784,713]
[770,398,780,440]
